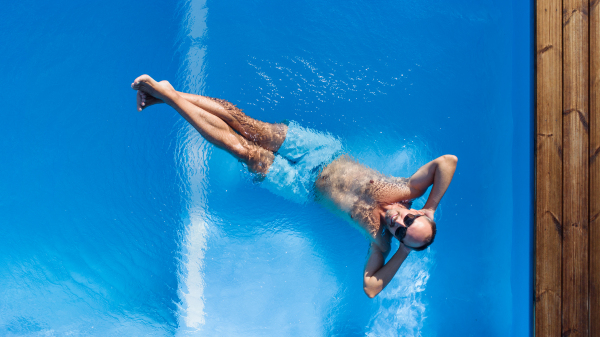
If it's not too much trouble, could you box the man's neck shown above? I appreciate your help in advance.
[381,202,408,211]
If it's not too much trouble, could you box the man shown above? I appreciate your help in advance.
[131,75,457,298]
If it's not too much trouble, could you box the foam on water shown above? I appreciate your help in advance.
[366,250,435,337]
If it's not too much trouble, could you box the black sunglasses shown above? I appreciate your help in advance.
[393,213,424,241]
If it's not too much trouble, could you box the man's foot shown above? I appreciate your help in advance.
[131,75,176,111]
[136,90,163,111]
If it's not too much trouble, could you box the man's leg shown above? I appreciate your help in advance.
[133,75,274,174]
[177,93,287,152]
[138,89,287,152]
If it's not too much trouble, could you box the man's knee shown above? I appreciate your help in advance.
[246,145,275,175]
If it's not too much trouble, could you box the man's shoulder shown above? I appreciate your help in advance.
[348,198,381,234]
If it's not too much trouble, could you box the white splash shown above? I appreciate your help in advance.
[366,249,435,337]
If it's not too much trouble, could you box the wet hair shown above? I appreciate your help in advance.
[408,216,436,252]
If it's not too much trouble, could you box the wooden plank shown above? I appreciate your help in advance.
[536,0,564,335]
[590,0,600,334]
[562,0,590,335]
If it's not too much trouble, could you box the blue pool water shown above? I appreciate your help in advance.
[0,0,532,336]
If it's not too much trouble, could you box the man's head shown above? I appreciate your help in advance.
[384,206,436,251]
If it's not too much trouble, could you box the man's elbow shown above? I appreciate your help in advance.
[364,287,379,298]
[439,155,457,171]
[363,283,381,298]
[442,154,458,165]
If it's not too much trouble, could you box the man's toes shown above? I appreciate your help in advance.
[136,91,142,111]
[132,74,151,90]
[134,74,152,85]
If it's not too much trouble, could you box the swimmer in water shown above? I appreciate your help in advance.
[131,74,457,298]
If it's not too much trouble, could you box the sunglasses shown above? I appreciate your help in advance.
[393,213,424,241]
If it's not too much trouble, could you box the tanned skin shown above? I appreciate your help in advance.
[131,74,457,298]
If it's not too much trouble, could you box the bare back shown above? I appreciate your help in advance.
[314,155,412,249]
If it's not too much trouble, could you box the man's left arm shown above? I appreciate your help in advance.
[363,242,411,298]
[407,155,457,217]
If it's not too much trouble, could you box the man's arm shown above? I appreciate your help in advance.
[407,155,457,217]
[363,242,411,298]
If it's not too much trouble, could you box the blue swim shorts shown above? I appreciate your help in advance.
[262,121,343,204]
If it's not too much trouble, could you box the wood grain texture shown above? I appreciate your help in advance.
[590,0,600,334]
[536,0,564,335]
[562,0,590,336]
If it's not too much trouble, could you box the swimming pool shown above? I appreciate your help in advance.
[0,0,532,336]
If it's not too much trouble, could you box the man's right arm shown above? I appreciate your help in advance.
[407,155,457,216]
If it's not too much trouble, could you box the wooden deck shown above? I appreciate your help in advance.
[536,0,599,335]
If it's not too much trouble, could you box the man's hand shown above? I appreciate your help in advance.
[422,208,435,221]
